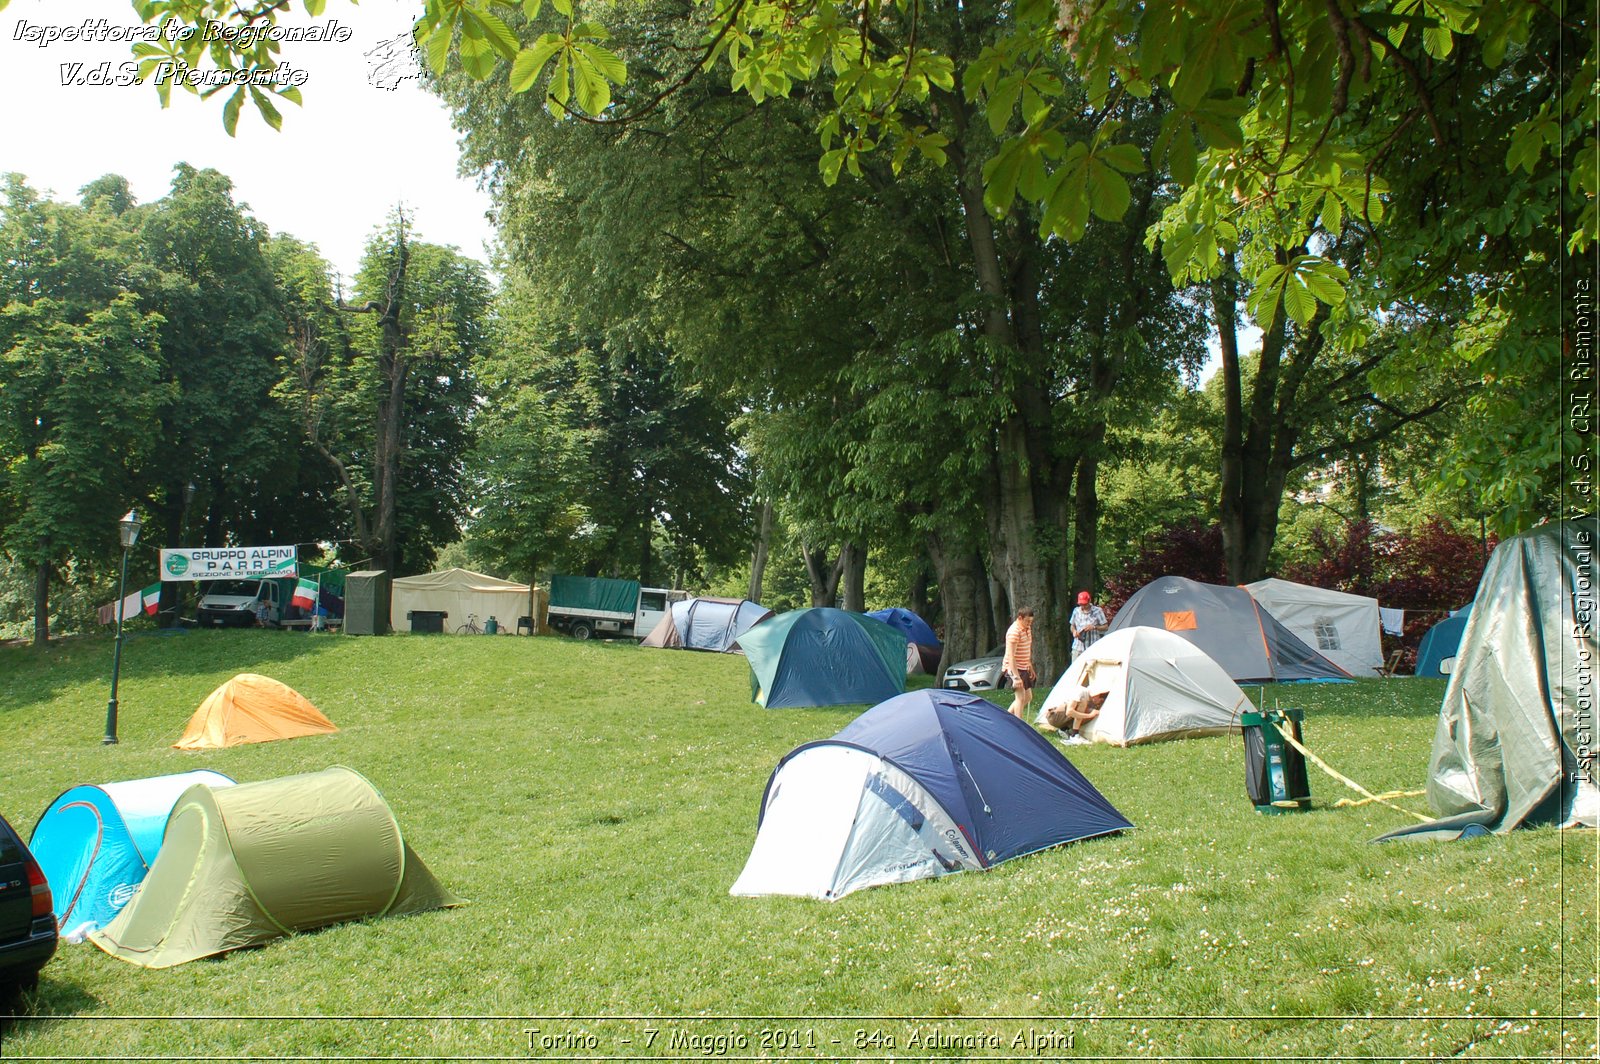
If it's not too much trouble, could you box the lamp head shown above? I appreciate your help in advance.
[119,509,142,549]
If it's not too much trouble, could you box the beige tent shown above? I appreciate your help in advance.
[1039,626,1253,745]
[174,674,338,749]
[90,767,462,968]
[388,567,539,634]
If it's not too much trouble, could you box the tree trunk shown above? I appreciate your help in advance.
[908,561,932,622]
[802,541,844,606]
[928,534,985,676]
[1072,452,1101,596]
[839,542,867,612]
[158,483,185,626]
[366,220,411,576]
[747,496,773,602]
[987,567,1010,652]
[947,96,1072,682]
[638,499,654,587]
[32,559,49,646]
[1215,258,1324,584]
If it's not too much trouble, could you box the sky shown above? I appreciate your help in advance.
[0,0,496,281]
[0,0,1245,373]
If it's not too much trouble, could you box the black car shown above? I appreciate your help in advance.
[0,812,56,997]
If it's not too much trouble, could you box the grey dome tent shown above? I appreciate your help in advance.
[639,597,772,653]
[1382,519,1598,840]
[1108,577,1351,683]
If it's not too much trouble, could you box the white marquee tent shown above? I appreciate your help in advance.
[388,568,539,634]
[1243,578,1384,677]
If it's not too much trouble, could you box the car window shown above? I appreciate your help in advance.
[205,580,261,596]
[0,822,20,863]
[639,591,666,612]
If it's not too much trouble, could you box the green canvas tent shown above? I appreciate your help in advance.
[89,767,461,968]
[1382,518,1598,840]
[736,608,908,707]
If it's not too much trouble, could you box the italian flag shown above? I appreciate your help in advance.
[291,578,318,610]
[141,584,160,615]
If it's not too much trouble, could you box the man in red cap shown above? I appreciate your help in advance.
[1069,590,1108,661]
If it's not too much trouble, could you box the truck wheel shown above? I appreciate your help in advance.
[571,622,594,641]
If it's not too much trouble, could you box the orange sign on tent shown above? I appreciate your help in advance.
[174,674,338,750]
[1162,610,1198,632]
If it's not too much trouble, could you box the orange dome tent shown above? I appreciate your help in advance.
[174,674,338,749]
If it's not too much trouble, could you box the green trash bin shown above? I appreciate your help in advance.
[484,616,499,635]
[1242,707,1312,814]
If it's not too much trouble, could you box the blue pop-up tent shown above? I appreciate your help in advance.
[1415,606,1472,678]
[731,689,1132,898]
[29,770,235,936]
[736,608,908,707]
[865,608,940,649]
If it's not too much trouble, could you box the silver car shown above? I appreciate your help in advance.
[941,650,1011,692]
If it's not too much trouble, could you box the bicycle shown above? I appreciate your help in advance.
[455,613,483,636]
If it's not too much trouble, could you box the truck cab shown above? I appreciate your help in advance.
[197,579,282,628]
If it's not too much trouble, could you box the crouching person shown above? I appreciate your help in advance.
[1045,685,1108,745]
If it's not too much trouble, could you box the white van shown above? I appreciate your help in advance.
[197,580,282,627]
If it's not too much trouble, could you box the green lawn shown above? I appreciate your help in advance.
[0,630,1592,1061]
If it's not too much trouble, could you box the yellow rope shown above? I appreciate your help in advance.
[1271,719,1433,823]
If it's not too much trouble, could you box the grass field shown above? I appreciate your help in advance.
[0,629,1594,1061]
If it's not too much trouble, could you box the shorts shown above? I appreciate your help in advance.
[1012,668,1036,691]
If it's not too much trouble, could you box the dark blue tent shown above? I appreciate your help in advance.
[865,608,940,649]
[731,690,1132,898]
[1415,606,1472,678]
[736,608,908,707]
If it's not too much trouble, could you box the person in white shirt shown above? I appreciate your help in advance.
[1070,591,1108,660]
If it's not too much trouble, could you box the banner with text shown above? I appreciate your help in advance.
[160,546,298,582]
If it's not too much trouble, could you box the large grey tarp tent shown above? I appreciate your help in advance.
[90,767,461,967]
[1383,519,1598,839]
[1108,577,1351,683]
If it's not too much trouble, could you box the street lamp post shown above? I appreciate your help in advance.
[104,509,142,745]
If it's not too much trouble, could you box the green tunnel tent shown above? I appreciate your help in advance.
[89,767,461,968]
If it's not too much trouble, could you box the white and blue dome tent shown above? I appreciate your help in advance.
[639,596,773,653]
[29,770,235,937]
[730,690,1131,899]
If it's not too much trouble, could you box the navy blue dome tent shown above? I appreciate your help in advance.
[731,690,1132,899]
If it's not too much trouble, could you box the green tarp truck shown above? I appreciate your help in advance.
[546,575,683,640]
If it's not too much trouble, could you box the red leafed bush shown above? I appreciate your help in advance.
[1103,519,1228,613]
[1282,517,1493,670]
